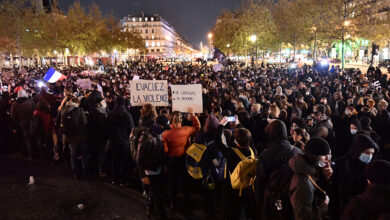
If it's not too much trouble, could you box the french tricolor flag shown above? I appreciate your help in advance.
[43,68,67,83]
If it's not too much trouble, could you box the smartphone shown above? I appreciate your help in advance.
[227,116,236,122]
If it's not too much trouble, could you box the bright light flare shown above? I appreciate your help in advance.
[38,81,45,88]
[320,59,328,66]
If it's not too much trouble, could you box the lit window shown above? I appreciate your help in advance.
[162,42,164,46]
[151,17,154,21]
[146,42,149,47]
[133,18,136,22]
[152,42,155,47]
[157,42,160,47]
[151,35,154,40]
[139,17,142,22]
[145,17,148,21]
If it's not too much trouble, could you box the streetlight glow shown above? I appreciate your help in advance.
[250,35,257,43]
[227,44,230,48]
[208,33,213,39]
[344,20,350,26]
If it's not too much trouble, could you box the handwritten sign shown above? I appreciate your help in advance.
[130,80,169,106]
[171,84,203,113]
[75,79,92,90]
[212,63,223,72]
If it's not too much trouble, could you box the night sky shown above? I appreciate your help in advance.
[60,0,242,49]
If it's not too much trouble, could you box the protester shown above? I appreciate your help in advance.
[162,107,200,208]
[11,89,35,159]
[107,96,134,185]
[289,137,332,220]
[329,134,379,219]
[341,160,390,220]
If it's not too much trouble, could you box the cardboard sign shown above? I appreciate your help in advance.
[171,84,203,113]
[212,63,223,72]
[75,79,92,90]
[130,80,169,106]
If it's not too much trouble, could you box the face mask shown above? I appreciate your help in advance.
[316,160,327,168]
[359,153,372,164]
[350,129,358,135]
[345,109,351,115]
[305,92,310,96]
[313,108,318,113]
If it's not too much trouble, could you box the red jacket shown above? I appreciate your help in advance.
[162,116,201,157]
[34,109,52,135]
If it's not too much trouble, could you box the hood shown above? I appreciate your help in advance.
[63,101,78,113]
[16,97,28,103]
[288,154,317,176]
[265,119,288,141]
[349,134,379,160]
[350,118,363,131]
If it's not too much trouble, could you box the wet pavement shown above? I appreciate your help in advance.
[0,156,203,220]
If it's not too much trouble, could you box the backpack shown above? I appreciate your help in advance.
[186,141,227,183]
[263,149,296,220]
[138,129,164,171]
[186,141,210,179]
[62,108,81,136]
[29,114,44,137]
[230,147,257,196]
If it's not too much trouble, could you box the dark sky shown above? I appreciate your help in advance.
[60,0,242,49]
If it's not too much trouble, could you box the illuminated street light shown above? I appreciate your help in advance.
[250,35,257,43]
[53,50,57,55]
[208,33,213,39]
[344,20,350,26]
[227,44,230,48]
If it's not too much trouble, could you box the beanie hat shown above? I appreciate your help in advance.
[17,89,28,99]
[205,114,219,135]
[364,160,390,184]
[304,137,331,156]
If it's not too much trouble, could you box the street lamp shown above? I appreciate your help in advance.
[342,20,350,70]
[311,27,317,61]
[250,35,257,67]
[208,33,213,57]
[226,44,230,58]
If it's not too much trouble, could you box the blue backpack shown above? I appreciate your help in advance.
[186,140,226,184]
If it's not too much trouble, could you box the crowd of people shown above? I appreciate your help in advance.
[1,60,390,220]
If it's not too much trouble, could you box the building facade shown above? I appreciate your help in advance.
[121,14,195,58]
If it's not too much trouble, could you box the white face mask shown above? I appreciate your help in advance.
[359,153,372,164]
[350,129,358,135]
[345,109,351,115]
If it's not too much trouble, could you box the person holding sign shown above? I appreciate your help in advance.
[162,107,201,209]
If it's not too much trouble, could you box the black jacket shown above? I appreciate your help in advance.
[329,134,379,219]
[341,184,390,220]
[255,120,302,219]
[107,105,134,144]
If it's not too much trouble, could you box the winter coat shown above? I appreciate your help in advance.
[329,134,379,219]
[341,184,390,220]
[87,106,108,144]
[289,154,328,220]
[255,120,302,219]
[107,105,134,145]
[162,116,200,157]
[11,97,35,127]
[61,102,87,146]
